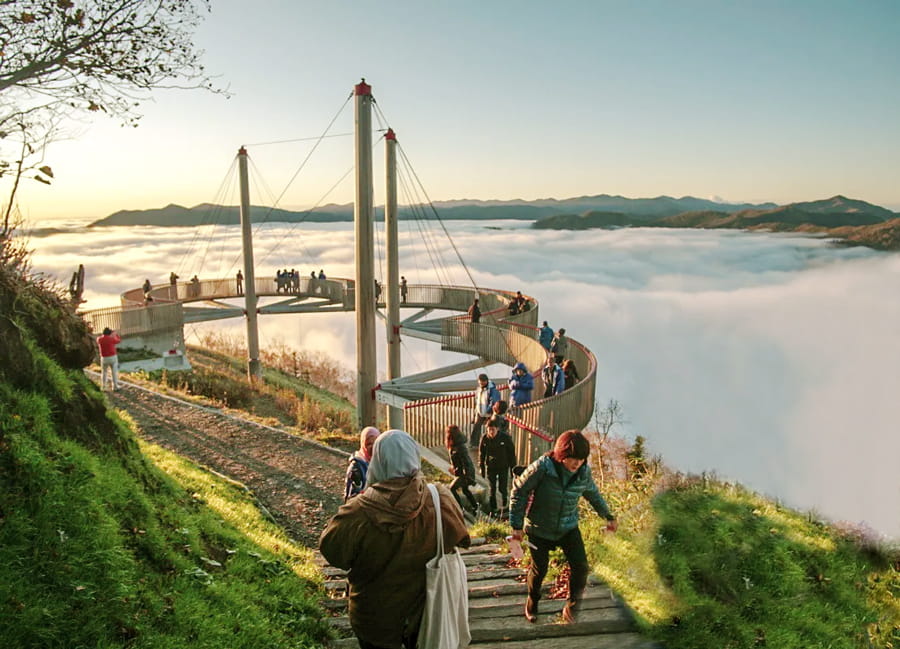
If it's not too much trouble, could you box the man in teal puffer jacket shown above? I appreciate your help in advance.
[508,430,617,624]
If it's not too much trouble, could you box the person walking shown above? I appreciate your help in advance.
[97,327,122,390]
[446,424,479,513]
[344,426,381,501]
[509,430,617,624]
[562,359,580,390]
[236,269,243,295]
[538,321,554,351]
[400,276,408,303]
[320,430,470,649]
[541,355,565,398]
[508,362,534,408]
[478,416,517,517]
[467,298,481,324]
[470,373,499,448]
[550,327,569,364]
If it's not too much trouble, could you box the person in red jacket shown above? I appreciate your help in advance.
[97,327,122,390]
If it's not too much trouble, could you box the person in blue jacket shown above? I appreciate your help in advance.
[508,362,534,408]
[538,321,554,351]
[509,430,617,624]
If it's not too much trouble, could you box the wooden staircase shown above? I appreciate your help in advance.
[317,538,662,648]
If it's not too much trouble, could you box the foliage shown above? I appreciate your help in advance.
[133,343,357,450]
[0,0,222,231]
[582,437,900,649]
[0,233,332,648]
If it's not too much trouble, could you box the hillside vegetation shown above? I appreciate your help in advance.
[0,235,331,648]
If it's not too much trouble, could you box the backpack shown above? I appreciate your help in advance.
[344,454,369,501]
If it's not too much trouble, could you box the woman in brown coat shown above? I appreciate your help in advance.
[320,430,471,649]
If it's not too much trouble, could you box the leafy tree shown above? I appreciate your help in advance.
[0,0,223,234]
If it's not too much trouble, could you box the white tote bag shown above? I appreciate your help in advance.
[418,484,471,649]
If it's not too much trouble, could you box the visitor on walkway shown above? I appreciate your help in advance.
[236,269,243,294]
[509,430,617,624]
[400,276,408,303]
[541,355,565,398]
[97,327,122,391]
[467,297,481,324]
[507,296,519,316]
[470,373,499,448]
[189,275,200,297]
[169,271,179,286]
[550,327,569,364]
[492,400,510,436]
[344,426,381,502]
[320,430,470,649]
[142,278,152,304]
[318,269,326,280]
[479,416,517,518]
[562,359,580,390]
[508,362,534,408]
[446,424,479,513]
[538,321,554,351]
[374,279,381,303]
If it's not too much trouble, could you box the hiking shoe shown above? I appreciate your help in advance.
[524,596,538,623]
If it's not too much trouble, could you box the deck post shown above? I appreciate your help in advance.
[384,128,403,429]
[238,146,262,380]
[354,79,377,428]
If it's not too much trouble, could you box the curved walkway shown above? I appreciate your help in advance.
[82,277,598,462]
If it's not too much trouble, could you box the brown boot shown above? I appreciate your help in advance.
[524,596,538,623]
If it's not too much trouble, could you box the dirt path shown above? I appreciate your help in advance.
[100,378,348,547]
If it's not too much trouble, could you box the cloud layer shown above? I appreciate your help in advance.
[25,220,900,538]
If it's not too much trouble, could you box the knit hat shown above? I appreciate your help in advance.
[552,430,590,462]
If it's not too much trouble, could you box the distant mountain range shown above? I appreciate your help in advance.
[88,194,779,227]
[88,194,900,251]
[530,195,900,251]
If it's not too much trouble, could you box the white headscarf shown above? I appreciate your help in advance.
[365,430,421,486]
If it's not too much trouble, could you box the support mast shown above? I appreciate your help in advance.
[384,128,403,429]
[354,79,377,428]
[237,147,262,380]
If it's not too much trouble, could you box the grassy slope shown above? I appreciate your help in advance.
[0,239,332,649]
[583,467,899,649]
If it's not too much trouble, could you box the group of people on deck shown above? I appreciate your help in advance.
[323,312,610,648]
[323,420,617,648]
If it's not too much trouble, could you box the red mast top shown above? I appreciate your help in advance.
[385,128,396,141]
[355,78,372,96]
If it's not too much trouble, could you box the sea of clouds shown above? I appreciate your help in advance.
[23,219,900,539]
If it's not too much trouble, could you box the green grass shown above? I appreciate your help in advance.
[582,465,900,649]
[0,362,332,649]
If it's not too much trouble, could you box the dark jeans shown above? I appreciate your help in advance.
[450,476,478,509]
[358,631,417,649]
[527,527,589,608]
[486,468,509,512]
[470,415,488,448]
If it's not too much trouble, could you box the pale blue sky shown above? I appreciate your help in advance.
[12,0,900,221]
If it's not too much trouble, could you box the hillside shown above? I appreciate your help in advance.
[533,196,900,250]
[0,235,332,648]
[88,194,777,227]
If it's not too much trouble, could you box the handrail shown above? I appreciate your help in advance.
[81,278,598,461]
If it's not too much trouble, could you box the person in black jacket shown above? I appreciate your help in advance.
[445,424,479,513]
[478,416,517,517]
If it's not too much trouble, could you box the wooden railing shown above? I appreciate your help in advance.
[85,278,598,459]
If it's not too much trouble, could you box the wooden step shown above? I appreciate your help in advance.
[469,605,635,642]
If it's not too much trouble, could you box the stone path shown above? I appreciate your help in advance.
[317,539,662,648]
